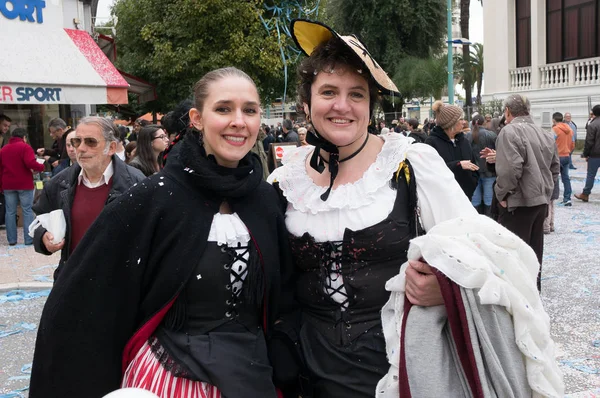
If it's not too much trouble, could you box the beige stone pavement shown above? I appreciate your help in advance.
[0,228,57,290]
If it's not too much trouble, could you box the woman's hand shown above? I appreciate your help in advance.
[480,148,496,164]
[459,160,479,171]
[405,260,443,306]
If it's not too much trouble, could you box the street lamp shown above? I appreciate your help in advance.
[446,0,471,105]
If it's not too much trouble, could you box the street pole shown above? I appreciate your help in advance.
[447,0,454,105]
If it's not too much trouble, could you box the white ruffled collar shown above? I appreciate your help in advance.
[271,133,412,214]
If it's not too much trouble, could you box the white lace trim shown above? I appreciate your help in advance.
[207,213,250,246]
[268,133,412,214]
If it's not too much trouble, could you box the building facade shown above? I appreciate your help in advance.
[0,0,128,150]
[483,0,600,131]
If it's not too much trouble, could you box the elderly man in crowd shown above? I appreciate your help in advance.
[32,116,145,281]
[37,118,69,169]
[494,94,559,292]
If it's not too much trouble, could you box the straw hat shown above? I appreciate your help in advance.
[290,19,399,97]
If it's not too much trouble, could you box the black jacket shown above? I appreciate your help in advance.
[43,133,68,166]
[29,150,295,398]
[32,155,146,280]
[425,126,479,199]
[584,117,600,158]
[467,127,497,178]
[407,129,428,143]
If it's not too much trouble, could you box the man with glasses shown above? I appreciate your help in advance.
[32,116,145,281]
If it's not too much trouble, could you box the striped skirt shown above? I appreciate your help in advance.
[122,340,221,398]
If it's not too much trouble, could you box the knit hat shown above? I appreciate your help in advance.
[432,100,463,130]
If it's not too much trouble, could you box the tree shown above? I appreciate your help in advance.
[454,43,483,106]
[325,0,447,111]
[394,56,447,102]
[459,0,472,113]
[112,0,284,111]
[458,0,484,112]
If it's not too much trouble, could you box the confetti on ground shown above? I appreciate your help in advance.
[560,359,600,374]
[0,290,50,303]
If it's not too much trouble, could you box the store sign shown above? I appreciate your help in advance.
[0,85,62,103]
[0,0,45,24]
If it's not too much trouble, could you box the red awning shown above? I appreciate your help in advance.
[65,29,129,104]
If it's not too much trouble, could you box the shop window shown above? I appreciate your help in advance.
[0,105,62,151]
[517,0,533,67]
[547,0,599,63]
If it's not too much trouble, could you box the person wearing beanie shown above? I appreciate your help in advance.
[425,101,479,199]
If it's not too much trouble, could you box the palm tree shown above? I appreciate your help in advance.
[458,0,483,113]
[459,0,472,112]
[454,43,484,106]
[471,43,484,106]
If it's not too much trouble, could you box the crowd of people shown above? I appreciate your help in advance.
[1,17,599,398]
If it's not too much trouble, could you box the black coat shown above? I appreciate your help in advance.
[467,127,497,178]
[425,126,479,199]
[32,156,146,280]
[29,150,295,398]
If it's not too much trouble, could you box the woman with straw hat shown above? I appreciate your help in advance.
[268,19,562,398]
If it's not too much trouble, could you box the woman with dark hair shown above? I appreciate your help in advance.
[468,114,497,216]
[128,125,168,176]
[268,19,561,398]
[162,99,193,144]
[124,141,137,164]
[30,67,294,398]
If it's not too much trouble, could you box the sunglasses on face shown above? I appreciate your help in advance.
[71,137,102,148]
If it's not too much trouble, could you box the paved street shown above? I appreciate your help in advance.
[0,155,598,397]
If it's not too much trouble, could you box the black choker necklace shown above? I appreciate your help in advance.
[321,133,370,164]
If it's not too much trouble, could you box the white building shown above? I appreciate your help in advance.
[482,0,600,133]
[0,0,131,150]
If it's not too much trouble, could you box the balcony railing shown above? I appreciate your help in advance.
[509,57,600,91]
[573,58,600,86]
[540,62,570,88]
[510,67,532,91]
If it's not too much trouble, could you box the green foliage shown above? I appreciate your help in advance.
[112,0,284,111]
[478,97,504,116]
[325,0,446,67]
[454,42,484,104]
[94,18,116,36]
[324,0,447,109]
[393,56,447,101]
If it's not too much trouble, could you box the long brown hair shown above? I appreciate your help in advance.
[471,114,485,144]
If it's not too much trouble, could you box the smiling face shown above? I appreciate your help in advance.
[305,67,370,147]
[190,76,261,168]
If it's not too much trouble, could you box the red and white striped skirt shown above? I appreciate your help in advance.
[121,340,221,398]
